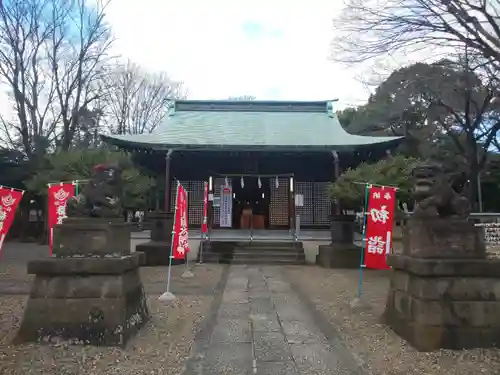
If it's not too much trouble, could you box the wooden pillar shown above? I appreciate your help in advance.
[332,150,340,179]
[155,188,160,211]
[163,149,174,212]
[332,151,340,215]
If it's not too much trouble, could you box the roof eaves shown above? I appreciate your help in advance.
[101,134,404,152]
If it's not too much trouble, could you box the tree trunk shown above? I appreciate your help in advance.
[468,167,480,212]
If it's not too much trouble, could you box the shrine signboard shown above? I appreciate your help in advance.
[474,222,500,246]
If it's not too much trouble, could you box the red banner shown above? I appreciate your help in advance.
[48,183,75,254]
[202,182,208,234]
[172,184,189,259]
[0,187,24,255]
[364,185,397,270]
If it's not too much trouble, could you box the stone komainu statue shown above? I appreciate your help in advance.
[412,163,471,219]
[66,163,123,218]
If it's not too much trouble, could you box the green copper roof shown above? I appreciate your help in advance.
[101,100,403,151]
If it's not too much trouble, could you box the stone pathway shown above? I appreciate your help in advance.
[184,265,366,375]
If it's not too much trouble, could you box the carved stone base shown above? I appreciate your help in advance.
[17,253,149,347]
[53,218,131,257]
[137,211,185,266]
[384,255,500,351]
[136,241,185,266]
[149,212,174,242]
[403,217,485,258]
[330,215,356,244]
[317,244,361,269]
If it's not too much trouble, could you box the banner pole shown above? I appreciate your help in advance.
[182,253,194,278]
[0,233,5,256]
[357,184,371,298]
[48,179,89,187]
[199,181,208,263]
[47,190,51,256]
[181,190,194,278]
[0,185,25,192]
[159,181,180,301]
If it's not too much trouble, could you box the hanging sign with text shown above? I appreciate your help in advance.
[172,184,189,259]
[219,185,232,228]
[48,183,75,254]
[202,182,208,235]
[363,185,397,270]
[0,187,24,256]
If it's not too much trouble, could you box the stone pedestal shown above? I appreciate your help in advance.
[149,212,174,242]
[402,217,485,258]
[383,217,499,351]
[17,219,149,347]
[330,215,355,244]
[53,218,131,257]
[136,211,183,266]
[317,216,359,268]
[317,243,361,268]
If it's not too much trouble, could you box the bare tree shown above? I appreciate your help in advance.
[332,1,500,208]
[47,0,113,151]
[0,0,112,157]
[426,57,500,205]
[105,60,186,134]
[332,0,500,72]
[0,0,59,159]
[350,55,500,206]
[71,106,104,148]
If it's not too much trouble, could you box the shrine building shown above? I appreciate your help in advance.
[101,100,402,232]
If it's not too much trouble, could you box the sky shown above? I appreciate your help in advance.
[106,0,374,109]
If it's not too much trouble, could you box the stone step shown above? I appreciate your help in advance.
[229,258,306,265]
[199,251,306,265]
[233,246,302,252]
[208,241,302,249]
[233,251,304,258]
[206,246,303,253]
[198,240,306,265]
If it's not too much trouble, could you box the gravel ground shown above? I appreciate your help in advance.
[284,265,500,375]
[0,263,34,281]
[0,262,225,375]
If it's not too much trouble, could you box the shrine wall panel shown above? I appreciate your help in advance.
[296,182,314,225]
[170,180,204,226]
[269,177,289,226]
[313,182,331,225]
[296,181,331,226]
[212,178,226,226]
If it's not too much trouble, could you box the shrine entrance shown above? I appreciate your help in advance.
[232,176,270,229]
[102,100,403,237]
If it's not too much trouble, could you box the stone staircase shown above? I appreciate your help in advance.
[198,241,306,265]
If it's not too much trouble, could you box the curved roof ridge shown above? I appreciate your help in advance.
[101,99,403,151]
[172,99,337,114]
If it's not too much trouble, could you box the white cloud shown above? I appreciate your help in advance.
[107,0,373,109]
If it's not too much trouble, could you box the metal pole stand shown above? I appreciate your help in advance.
[158,254,176,301]
[295,214,300,241]
[198,235,204,264]
[181,256,194,278]
[158,292,176,301]
[159,182,180,302]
